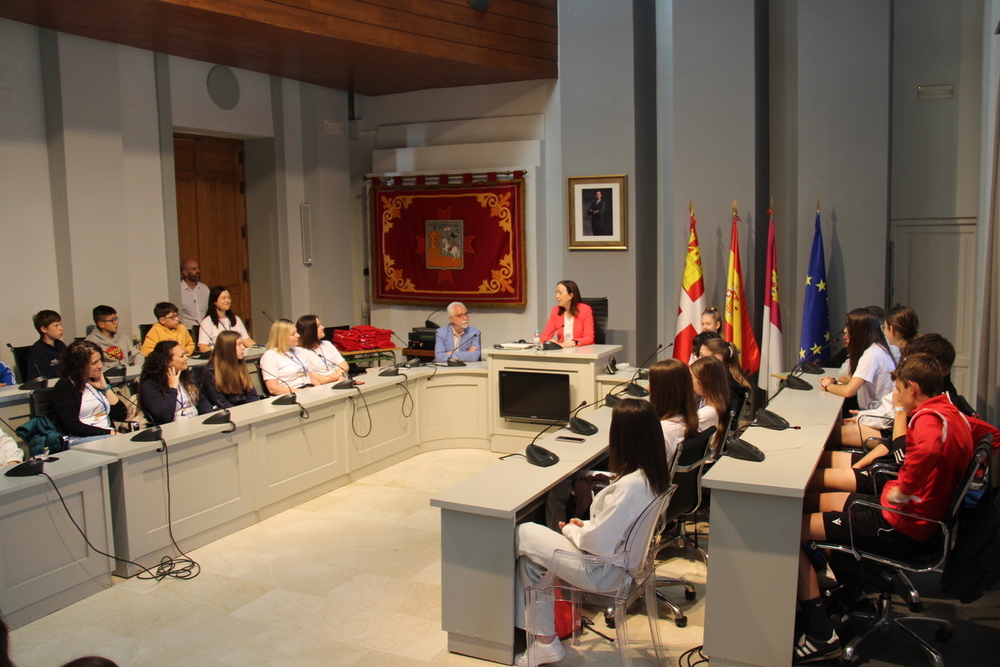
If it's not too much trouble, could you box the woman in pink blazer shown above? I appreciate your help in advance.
[541,280,594,347]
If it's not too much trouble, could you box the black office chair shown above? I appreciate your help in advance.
[189,324,200,348]
[254,358,271,397]
[651,426,716,628]
[8,344,31,383]
[29,386,56,419]
[812,437,993,666]
[138,323,153,344]
[581,297,608,345]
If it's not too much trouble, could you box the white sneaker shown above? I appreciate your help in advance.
[515,638,566,666]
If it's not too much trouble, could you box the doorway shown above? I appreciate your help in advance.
[174,133,254,337]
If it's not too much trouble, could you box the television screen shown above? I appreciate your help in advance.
[498,371,570,424]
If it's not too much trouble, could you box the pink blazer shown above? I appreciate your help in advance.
[541,303,595,346]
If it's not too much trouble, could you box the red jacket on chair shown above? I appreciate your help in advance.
[541,303,595,346]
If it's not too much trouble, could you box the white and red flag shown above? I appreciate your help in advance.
[673,203,706,364]
[758,209,783,396]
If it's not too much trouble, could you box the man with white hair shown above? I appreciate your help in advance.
[434,302,481,363]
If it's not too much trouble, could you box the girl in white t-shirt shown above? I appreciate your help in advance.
[819,308,897,448]
[259,319,318,395]
[198,286,257,352]
[647,358,700,466]
[293,314,349,384]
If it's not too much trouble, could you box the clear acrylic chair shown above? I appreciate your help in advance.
[524,485,677,667]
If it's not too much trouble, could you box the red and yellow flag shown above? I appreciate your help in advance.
[724,206,760,374]
[673,206,706,363]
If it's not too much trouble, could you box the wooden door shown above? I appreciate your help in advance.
[174,134,254,337]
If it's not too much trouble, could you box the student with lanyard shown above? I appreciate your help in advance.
[200,331,260,408]
[294,314,349,383]
[197,286,257,352]
[259,318,320,395]
[138,340,212,425]
[52,341,127,445]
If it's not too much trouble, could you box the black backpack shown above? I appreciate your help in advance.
[941,442,1000,603]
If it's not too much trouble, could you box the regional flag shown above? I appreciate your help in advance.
[724,209,760,375]
[799,212,832,363]
[673,208,706,363]
[758,210,783,396]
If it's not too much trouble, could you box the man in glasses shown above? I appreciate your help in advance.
[434,302,481,363]
[86,305,144,370]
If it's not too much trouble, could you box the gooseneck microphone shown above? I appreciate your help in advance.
[447,332,481,368]
[798,334,843,375]
[605,343,672,406]
[776,335,843,393]
[114,390,165,445]
[425,304,447,329]
[261,311,276,324]
[257,365,310,419]
[8,343,49,390]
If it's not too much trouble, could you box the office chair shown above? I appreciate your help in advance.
[9,344,31,383]
[138,323,153,344]
[652,426,716,628]
[581,297,608,345]
[29,386,56,419]
[524,485,677,667]
[811,437,992,667]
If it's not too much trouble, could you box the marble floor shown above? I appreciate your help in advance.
[10,448,997,667]
[7,449,709,667]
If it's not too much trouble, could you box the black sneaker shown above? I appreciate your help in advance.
[793,632,842,664]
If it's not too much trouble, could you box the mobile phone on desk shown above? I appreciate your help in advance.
[555,435,585,443]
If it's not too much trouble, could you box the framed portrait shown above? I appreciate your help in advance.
[567,174,628,250]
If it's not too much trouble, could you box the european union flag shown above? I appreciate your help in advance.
[799,213,831,363]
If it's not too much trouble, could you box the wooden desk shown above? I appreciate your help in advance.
[0,450,115,629]
[702,386,844,667]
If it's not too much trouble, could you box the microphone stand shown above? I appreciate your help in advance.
[257,365,310,418]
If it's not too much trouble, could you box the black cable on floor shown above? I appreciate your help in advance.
[678,644,708,666]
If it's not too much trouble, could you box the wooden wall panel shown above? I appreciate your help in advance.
[0,0,558,95]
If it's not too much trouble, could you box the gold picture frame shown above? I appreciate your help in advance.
[567,174,628,250]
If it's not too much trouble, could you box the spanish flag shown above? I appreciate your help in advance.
[725,207,760,375]
[673,207,706,363]
[758,210,783,396]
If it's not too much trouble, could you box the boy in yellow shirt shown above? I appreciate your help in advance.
[141,302,195,356]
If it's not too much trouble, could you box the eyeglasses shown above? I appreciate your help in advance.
[99,317,119,324]
[163,314,180,321]
[452,312,470,319]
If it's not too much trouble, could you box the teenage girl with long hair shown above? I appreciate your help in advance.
[690,355,731,455]
[513,399,672,666]
[647,358,700,465]
[201,330,259,408]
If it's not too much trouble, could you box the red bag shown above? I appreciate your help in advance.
[553,590,579,640]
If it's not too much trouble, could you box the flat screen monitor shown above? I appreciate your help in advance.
[498,370,570,424]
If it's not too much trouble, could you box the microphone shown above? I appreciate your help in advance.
[257,364,310,419]
[115,390,164,444]
[540,325,563,351]
[390,331,424,368]
[606,343,673,405]
[203,408,236,433]
[566,398,602,436]
[425,304,447,329]
[446,332,480,367]
[8,344,49,390]
[724,423,766,462]
[261,311,275,323]
[798,334,843,375]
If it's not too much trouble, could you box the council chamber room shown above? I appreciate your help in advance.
[1,1,999,667]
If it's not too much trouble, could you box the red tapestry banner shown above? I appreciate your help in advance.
[370,179,526,307]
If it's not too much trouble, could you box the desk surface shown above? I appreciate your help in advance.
[0,449,114,496]
[703,386,842,498]
[484,344,622,361]
[431,406,612,518]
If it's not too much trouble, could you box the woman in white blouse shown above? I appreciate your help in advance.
[294,314,349,384]
[198,286,256,352]
[513,399,672,666]
[259,318,321,395]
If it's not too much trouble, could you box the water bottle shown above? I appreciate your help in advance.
[533,330,541,350]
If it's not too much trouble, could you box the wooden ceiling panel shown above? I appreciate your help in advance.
[0,0,558,96]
